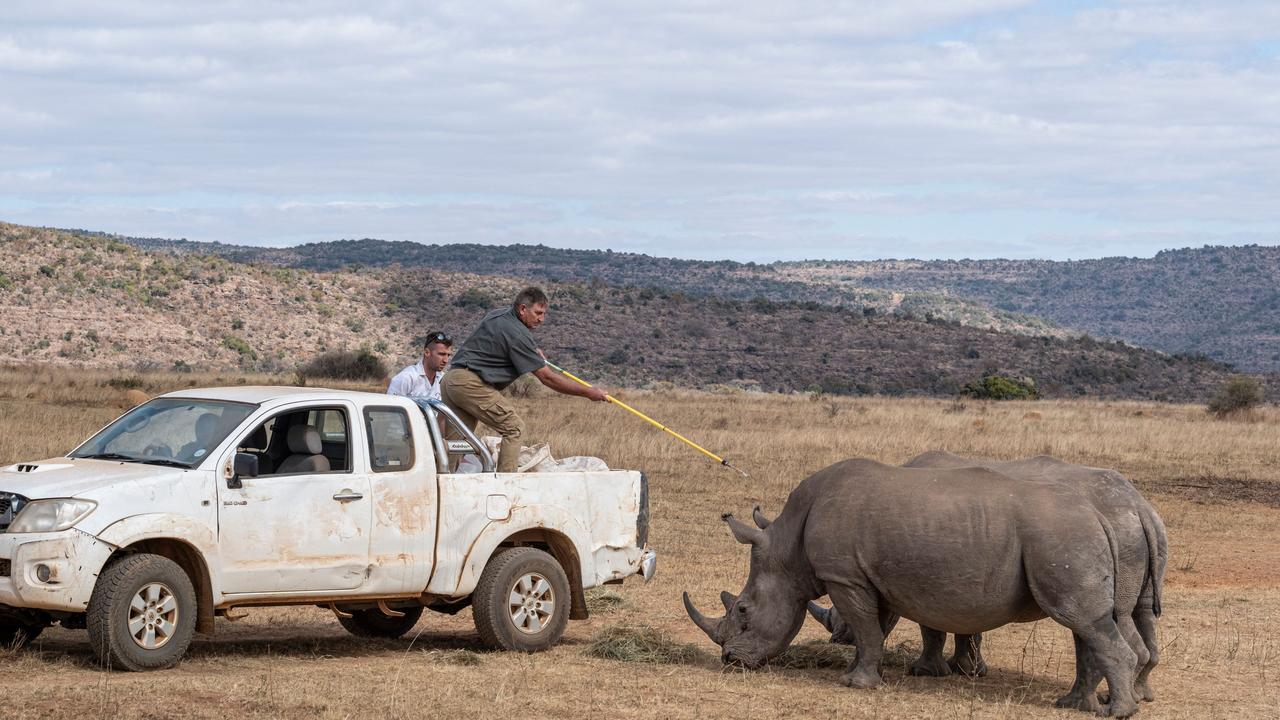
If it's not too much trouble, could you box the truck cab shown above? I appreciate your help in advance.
[0,387,655,670]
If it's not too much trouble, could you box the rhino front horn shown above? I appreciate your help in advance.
[683,591,723,643]
[807,601,834,631]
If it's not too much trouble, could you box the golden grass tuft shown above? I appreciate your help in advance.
[585,588,632,615]
[585,625,704,665]
[422,649,483,666]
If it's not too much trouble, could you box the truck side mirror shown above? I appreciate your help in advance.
[229,453,259,489]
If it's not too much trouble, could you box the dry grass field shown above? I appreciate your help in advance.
[1,366,1278,719]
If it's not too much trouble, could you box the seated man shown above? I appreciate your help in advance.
[387,331,452,402]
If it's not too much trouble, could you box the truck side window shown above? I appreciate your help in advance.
[365,407,415,473]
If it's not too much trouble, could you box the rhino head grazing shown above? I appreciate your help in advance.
[683,511,813,668]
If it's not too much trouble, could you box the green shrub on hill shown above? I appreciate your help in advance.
[963,374,1039,400]
[222,335,256,362]
[1207,375,1264,417]
[298,348,387,381]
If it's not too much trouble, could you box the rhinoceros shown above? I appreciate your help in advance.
[804,452,1167,709]
[684,458,1145,717]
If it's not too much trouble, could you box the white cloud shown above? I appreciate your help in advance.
[0,1,1278,259]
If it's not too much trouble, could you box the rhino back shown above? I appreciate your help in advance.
[798,460,1109,634]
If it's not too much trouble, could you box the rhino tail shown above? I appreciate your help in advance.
[1138,505,1167,618]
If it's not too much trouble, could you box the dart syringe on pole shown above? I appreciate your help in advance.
[546,361,749,478]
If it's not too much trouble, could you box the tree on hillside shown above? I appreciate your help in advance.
[1207,375,1264,417]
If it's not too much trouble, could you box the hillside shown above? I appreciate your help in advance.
[113,230,1280,372]
[775,247,1280,372]
[113,234,1066,338]
[0,222,1256,402]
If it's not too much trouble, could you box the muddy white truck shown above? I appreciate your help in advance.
[0,387,655,670]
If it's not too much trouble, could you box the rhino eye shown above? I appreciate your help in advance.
[737,605,747,614]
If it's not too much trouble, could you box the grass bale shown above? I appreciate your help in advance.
[586,625,703,665]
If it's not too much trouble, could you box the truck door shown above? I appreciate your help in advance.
[363,405,437,594]
[217,403,373,594]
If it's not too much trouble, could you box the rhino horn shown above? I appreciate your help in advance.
[684,591,722,643]
[751,506,772,529]
[720,590,738,612]
[723,513,767,547]
[807,601,835,631]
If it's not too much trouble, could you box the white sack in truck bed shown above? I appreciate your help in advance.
[455,437,610,473]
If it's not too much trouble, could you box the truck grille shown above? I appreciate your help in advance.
[0,492,29,533]
[0,559,10,577]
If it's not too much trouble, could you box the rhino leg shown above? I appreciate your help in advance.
[1097,605,1155,706]
[1066,617,1139,718]
[1026,523,1140,717]
[908,627,951,677]
[1055,633,1103,714]
[1132,598,1159,702]
[828,585,888,689]
[948,634,988,677]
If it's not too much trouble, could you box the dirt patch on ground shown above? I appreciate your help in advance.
[1141,475,1280,509]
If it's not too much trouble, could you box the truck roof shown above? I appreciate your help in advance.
[157,385,413,408]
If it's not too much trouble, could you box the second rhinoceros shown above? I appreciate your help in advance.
[684,458,1145,718]
[805,452,1167,710]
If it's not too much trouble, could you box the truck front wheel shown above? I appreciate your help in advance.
[86,554,197,671]
[472,547,570,652]
[337,607,424,638]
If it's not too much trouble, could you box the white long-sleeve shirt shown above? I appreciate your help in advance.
[386,361,443,402]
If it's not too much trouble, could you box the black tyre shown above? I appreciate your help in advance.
[337,606,424,638]
[472,547,570,652]
[86,554,197,671]
[0,619,46,649]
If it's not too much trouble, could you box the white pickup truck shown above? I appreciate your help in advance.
[0,387,655,670]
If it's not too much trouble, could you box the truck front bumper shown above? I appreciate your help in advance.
[0,529,115,612]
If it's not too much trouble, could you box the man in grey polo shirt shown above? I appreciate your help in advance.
[442,286,607,472]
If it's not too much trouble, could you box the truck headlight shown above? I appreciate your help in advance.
[8,498,98,533]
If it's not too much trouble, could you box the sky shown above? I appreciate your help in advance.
[1,1,1278,262]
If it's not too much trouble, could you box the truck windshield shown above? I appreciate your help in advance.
[70,398,257,468]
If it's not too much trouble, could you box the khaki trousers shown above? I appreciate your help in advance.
[440,367,525,473]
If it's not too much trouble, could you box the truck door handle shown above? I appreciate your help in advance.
[332,490,364,502]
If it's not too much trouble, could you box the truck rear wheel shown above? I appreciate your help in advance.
[472,547,570,652]
[337,607,424,638]
[86,554,197,671]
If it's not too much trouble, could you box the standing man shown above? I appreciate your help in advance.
[443,286,607,472]
[387,331,453,401]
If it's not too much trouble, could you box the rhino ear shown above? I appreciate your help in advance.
[752,506,772,529]
[807,601,835,632]
[723,513,767,547]
[720,591,737,612]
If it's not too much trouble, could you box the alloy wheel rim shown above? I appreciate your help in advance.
[128,582,179,650]
[507,572,554,635]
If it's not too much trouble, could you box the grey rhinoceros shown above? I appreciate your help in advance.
[804,452,1167,709]
[684,458,1145,717]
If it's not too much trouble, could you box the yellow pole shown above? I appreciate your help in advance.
[547,362,749,477]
